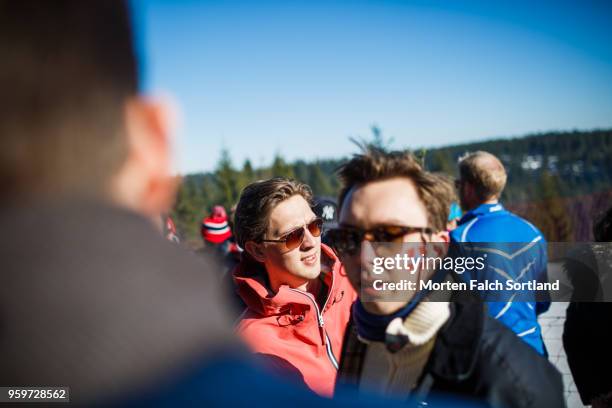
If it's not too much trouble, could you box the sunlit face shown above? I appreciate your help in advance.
[339,177,448,315]
[257,195,321,290]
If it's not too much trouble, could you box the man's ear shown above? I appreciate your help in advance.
[434,230,450,243]
[245,241,267,263]
[464,182,477,203]
[430,230,450,258]
[112,97,179,217]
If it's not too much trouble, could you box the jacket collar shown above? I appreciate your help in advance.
[233,244,340,317]
[425,295,484,381]
[458,202,505,225]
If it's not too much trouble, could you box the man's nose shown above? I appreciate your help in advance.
[301,226,317,249]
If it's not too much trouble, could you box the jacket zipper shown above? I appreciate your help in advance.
[288,272,339,370]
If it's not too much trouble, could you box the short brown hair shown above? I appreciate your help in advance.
[234,178,313,248]
[337,147,452,232]
[0,0,137,201]
[458,151,507,201]
[432,172,458,206]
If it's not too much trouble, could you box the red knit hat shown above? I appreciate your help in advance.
[201,206,232,244]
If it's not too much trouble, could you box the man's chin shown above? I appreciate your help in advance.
[292,262,321,282]
[304,262,321,279]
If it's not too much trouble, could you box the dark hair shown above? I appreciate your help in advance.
[0,0,138,201]
[234,178,313,248]
[337,146,452,232]
[432,172,458,206]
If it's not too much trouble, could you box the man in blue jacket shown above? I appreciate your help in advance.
[451,151,549,355]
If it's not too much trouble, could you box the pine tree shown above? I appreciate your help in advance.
[309,163,333,196]
[370,124,394,149]
[235,159,255,194]
[292,160,310,184]
[242,159,254,182]
[215,149,239,209]
[529,171,574,242]
[271,153,295,179]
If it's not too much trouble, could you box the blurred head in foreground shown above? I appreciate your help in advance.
[0,0,176,216]
[0,1,236,405]
[431,173,461,230]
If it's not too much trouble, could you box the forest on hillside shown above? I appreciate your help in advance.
[172,128,612,242]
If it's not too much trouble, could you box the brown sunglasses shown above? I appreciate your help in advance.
[326,224,433,257]
[261,218,323,251]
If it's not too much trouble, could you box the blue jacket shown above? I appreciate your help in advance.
[450,203,549,355]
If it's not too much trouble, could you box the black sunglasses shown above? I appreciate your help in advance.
[326,225,433,257]
[261,218,323,251]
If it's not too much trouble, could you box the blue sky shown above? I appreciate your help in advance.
[132,0,612,174]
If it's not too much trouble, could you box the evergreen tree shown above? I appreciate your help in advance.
[528,171,574,242]
[370,124,394,149]
[236,159,255,194]
[215,149,239,209]
[172,176,206,241]
[271,153,295,179]
[292,160,310,184]
[242,159,254,182]
[309,163,333,196]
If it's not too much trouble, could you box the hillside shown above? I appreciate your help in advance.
[173,129,612,241]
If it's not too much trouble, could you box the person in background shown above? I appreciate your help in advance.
[327,146,564,407]
[201,204,241,283]
[451,151,550,355]
[313,196,339,246]
[447,202,462,231]
[232,178,356,396]
[563,206,612,407]
[162,213,180,243]
[202,205,233,254]
[201,203,245,318]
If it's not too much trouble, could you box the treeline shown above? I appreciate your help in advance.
[425,129,612,203]
[172,128,612,242]
[172,150,345,240]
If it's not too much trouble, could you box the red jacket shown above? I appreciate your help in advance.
[233,244,356,396]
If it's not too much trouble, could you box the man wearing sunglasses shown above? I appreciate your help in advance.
[232,178,356,396]
[328,147,563,407]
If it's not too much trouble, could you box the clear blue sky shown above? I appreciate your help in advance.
[132,0,612,174]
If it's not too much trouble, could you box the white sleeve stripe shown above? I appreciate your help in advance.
[461,217,479,241]
[494,301,513,319]
[517,326,537,337]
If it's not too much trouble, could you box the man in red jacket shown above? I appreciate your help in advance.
[233,177,356,396]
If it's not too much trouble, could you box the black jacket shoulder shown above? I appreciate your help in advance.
[426,301,565,408]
